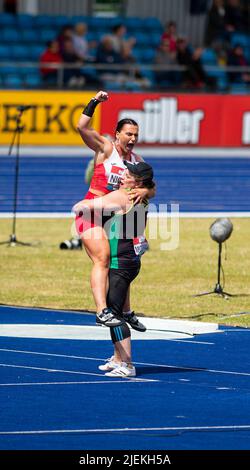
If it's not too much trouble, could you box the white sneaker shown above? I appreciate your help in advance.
[98,357,120,371]
[105,363,136,378]
[96,308,124,327]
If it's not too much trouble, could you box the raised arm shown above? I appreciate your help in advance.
[77,90,112,154]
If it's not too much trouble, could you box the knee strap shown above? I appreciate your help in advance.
[110,323,131,343]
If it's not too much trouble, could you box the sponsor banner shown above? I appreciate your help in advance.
[0,91,100,145]
[0,91,249,147]
[101,93,250,147]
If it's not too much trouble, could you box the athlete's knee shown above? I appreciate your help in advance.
[110,323,131,344]
[93,253,110,269]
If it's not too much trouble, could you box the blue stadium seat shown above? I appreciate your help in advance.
[244,46,250,62]
[201,48,218,65]
[54,15,73,27]
[124,17,143,30]
[81,65,98,81]
[125,81,142,91]
[2,28,21,43]
[9,45,31,61]
[0,45,11,60]
[16,14,35,28]
[29,45,45,61]
[142,48,156,63]
[143,17,163,32]
[0,65,20,75]
[88,17,107,29]
[33,15,56,28]
[86,32,97,42]
[23,73,41,88]
[0,13,16,27]
[206,68,228,90]
[231,33,250,48]
[4,74,23,89]
[230,83,249,94]
[40,29,56,43]
[94,30,109,41]
[150,32,162,48]
[21,29,39,43]
[102,80,123,90]
[139,67,155,86]
[134,32,150,46]
[132,48,144,63]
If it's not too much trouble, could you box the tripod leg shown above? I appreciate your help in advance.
[194,291,216,297]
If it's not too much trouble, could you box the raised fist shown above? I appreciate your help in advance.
[95,91,109,102]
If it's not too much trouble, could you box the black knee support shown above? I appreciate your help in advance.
[110,323,131,344]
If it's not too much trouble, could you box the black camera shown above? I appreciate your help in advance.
[59,238,82,250]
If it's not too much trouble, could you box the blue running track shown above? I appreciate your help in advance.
[1,156,250,213]
[0,305,249,450]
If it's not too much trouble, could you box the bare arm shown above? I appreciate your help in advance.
[77,90,112,154]
[73,189,130,215]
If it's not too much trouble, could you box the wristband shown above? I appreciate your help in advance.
[82,98,100,117]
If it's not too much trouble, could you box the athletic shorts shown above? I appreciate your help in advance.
[75,191,110,235]
[107,264,141,317]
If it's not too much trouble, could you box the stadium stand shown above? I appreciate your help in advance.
[0,2,249,92]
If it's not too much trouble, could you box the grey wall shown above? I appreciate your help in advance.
[18,0,90,16]
[126,0,207,46]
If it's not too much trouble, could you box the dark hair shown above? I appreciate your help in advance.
[115,118,138,133]
[112,23,125,33]
[133,175,155,190]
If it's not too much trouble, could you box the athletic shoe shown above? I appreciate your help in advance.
[95,316,104,327]
[105,363,136,378]
[96,308,124,327]
[98,357,120,371]
[123,311,147,332]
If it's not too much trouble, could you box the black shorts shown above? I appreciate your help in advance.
[107,264,141,317]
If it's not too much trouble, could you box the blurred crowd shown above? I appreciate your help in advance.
[38,0,250,90]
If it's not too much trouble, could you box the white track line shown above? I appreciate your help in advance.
[0,348,248,377]
[0,425,249,436]
[1,145,250,157]
[0,380,133,387]
[0,363,158,383]
[1,212,250,219]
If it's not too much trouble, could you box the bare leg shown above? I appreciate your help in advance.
[81,226,110,313]
[114,338,132,364]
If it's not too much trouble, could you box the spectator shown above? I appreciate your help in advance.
[3,0,17,13]
[227,43,250,84]
[161,21,178,52]
[96,36,126,82]
[225,0,245,32]
[154,39,180,87]
[39,40,62,86]
[176,36,217,90]
[72,22,96,61]
[57,24,74,55]
[107,24,136,56]
[61,38,85,87]
[204,0,227,47]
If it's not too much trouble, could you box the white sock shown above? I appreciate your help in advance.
[123,310,133,316]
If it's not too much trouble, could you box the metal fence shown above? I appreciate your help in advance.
[1,61,250,91]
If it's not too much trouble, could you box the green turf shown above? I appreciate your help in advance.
[0,217,250,327]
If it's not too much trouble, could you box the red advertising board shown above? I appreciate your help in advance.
[100,93,250,147]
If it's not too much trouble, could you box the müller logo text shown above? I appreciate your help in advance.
[119,97,204,144]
